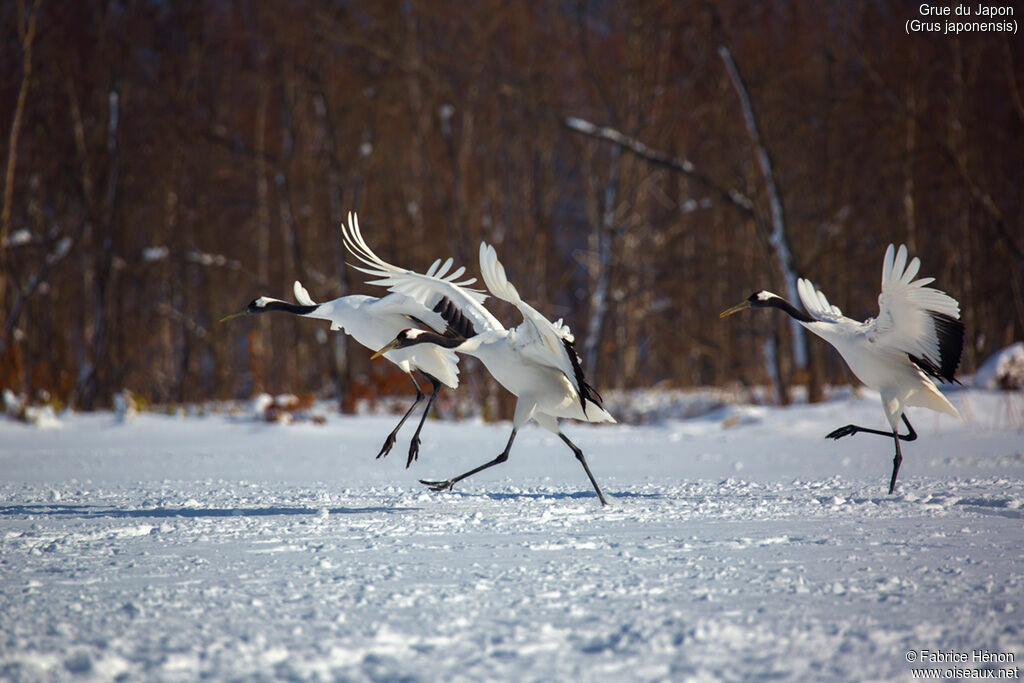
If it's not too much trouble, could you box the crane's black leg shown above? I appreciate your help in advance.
[377,374,425,460]
[558,432,608,506]
[889,435,903,495]
[406,375,442,468]
[420,428,518,492]
[827,415,917,494]
[826,414,917,442]
[888,415,917,494]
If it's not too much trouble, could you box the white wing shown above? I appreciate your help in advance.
[479,242,597,412]
[294,280,461,388]
[342,212,503,337]
[367,295,461,387]
[866,244,962,379]
[295,279,448,334]
[797,278,847,324]
[294,279,459,386]
[368,292,449,334]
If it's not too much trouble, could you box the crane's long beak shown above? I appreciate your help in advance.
[219,309,249,323]
[719,300,751,318]
[370,338,401,360]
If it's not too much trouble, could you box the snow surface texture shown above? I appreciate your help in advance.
[1,389,1023,681]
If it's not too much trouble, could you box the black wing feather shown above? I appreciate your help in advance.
[432,297,477,340]
[909,311,964,384]
[562,337,604,413]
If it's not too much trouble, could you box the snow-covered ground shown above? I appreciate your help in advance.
[2,389,1023,681]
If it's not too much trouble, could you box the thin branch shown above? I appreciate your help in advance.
[3,236,73,343]
[562,117,759,218]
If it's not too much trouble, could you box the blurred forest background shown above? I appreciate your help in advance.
[1,0,1022,413]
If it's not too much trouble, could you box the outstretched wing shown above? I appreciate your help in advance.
[478,242,605,414]
[342,212,503,336]
[796,278,846,323]
[866,244,964,383]
[296,279,461,388]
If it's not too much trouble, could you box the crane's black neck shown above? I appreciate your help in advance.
[256,300,319,316]
[759,296,815,323]
[400,330,464,350]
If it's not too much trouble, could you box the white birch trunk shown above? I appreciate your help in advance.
[718,45,808,370]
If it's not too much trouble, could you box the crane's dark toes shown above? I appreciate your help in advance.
[376,434,397,459]
[826,425,859,440]
[419,478,455,492]
[405,438,421,469]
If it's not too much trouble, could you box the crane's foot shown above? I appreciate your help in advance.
[419,478,455,492]
[405,437,421,469]
[376,433,397,459]
[825,425,859,440]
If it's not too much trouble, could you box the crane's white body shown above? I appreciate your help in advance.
[454,330,609,429]
[469,242,614,430]
[792,244,962,431]
[342,215,615,433]
[285,285,460,389]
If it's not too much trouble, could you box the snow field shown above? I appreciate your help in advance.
[1,389,1022,681]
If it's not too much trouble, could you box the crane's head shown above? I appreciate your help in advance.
[370,328,428,359]
[219,297,278,322]
[719,291,784,318]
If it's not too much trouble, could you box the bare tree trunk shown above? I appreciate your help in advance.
[276,77,303,388]
[277,80,302,277]
[439,104,471,267]
[563,117,792,400]
[254,81,271,392]
[312,88,352,411]
[903,89,918,252]
[77,89,121,410]
[0,0,43,312]
[582,146,619,382]
[718,46,811,390]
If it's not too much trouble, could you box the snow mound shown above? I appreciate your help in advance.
[975,343,1024,390]
[249,392,325,425]
[602,388,731,423]
[2,389,63,428]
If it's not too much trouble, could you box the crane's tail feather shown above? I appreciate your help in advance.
[796,278,843,321]
[293,280,317,306]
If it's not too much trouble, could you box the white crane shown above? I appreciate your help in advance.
[720,244,964,494]
[221,213,475,467]
[346,226,615,505]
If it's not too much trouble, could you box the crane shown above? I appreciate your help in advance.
[221,213,474,467]
[721,244,964,493]
[360,235,615,505]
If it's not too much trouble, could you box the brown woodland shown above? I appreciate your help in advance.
[0,1,1021,412]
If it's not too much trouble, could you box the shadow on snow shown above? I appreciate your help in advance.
[441,490,664,502]
[0,504,420,519]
